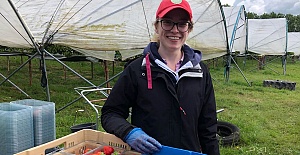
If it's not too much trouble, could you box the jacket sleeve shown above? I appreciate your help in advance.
[101,62,138,141]
[198,62,220,155]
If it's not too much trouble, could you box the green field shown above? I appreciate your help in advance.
[0,54,299,154]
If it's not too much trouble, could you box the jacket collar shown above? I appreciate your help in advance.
[142,42,202,67]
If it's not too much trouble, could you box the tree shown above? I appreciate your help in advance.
[222,4,231,7]
[247,12,259,19]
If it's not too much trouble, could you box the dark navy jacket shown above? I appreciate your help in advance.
[101,42,219,155]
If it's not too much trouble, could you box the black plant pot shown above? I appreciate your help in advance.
[70,122,96,133]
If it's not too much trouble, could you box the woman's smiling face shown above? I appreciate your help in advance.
[156,8,191,51]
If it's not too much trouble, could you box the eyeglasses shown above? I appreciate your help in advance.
[157,19,191,32]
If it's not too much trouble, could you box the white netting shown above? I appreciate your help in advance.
[247,18,287,55]
[287,32,300,56]
[0,0,227,60]
[223,6,247,54]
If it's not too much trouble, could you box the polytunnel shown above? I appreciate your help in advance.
[0,0,228,61]
[223,6,247,54]
[247,18,287,56]
[247,18,288,74]
[287,32,300,56]
[222,5,250,85]
[0,0,228,102]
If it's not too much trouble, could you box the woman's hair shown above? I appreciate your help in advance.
[151,20,194,42]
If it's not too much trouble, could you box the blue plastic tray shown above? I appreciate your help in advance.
[153,145,206,155]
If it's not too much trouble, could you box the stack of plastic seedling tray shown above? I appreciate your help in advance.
[11,99,56,146]
[0,103,34,155]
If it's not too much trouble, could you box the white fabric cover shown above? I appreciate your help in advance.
[223,6,247,54]
[287,32,300,56]
[0,0,33,48]
[0,0,227,61]
[247,18,287,55]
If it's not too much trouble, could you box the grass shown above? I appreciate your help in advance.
[0,54,299,154]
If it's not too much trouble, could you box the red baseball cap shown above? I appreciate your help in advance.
[156,0,193,21]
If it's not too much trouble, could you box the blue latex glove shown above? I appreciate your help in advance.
[125,128,162,154]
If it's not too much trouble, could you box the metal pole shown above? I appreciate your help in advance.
[0,73,30,98]
[7,0,51,100]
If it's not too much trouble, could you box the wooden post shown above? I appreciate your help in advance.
[29,58,32,86]
[103,60,111,94]
[104,60,110,88]
[112,61,115,75]
[91,62,94,79]
[258,55,265,70]
[63,66,66,80]
[6,56,9,72]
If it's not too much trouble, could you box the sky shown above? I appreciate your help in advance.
[220,0,300,15]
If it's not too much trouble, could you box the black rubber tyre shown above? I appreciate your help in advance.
[217,121,240,146]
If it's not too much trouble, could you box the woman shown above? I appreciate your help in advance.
[101,0,220,154]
